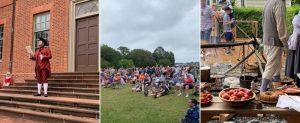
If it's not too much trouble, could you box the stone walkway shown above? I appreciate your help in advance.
[0,114,44,123]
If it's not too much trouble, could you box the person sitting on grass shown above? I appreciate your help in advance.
[181,99,199,123]
[156,85,167,98]
[130,74,138,85]
[132,81,142,92]
[144,74,151,87]
[153,74,161,87]
[147,86,158,97]
[176,75,184,95]
[112,73,122,89]
[102,73,110,88]
[120,76,126,87]
[178,75,194,97]
[147,84,168,99]
[157,72,166,86]
[3,72,13,87]
[138,73,146,91]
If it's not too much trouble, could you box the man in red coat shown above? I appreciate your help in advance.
[30,37,52,97]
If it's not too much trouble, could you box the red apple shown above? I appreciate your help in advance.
[233,92,238,97]
[244,94,250,99]
[220,91,225,96]
[222,93,230,100]
[228,90,235,95]
[230,95,238,101]
[239,88,247,92]
[245,90,253,97]
[207,95,212,100]
[236,91,245,98]
[201,97,205,102]
[241,97,246,101]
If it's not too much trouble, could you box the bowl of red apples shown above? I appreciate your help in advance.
[219,88,256,106]
[200,92,213,106]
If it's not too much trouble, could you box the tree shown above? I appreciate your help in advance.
[152,46,175,66]
[118,59,134,68]
[101,58,110,68]
[158,59,172,67]
[292,0,300,5]
[101,45,122,68]
[153,46,166,63]
[128,49,156,67]
[164,51,175,66]
[117,46,130,58]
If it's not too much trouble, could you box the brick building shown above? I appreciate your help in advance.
[0,0,99,83]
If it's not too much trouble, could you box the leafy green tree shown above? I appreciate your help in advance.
[101,58,111,68]
[118,59,134,68]
[153,46,166,63]
[101,45,122,67]
[158,59,172,67]
[292,0,300,5]
[166,51,175,66]
[153,46,175,66]
[128,49,156,67]
[117,46,130,58]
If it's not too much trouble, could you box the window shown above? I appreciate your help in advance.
[75,0,98,18]
[0,25,3,60]
[34,12,50,49]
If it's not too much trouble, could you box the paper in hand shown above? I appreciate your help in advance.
[25,46,33,54]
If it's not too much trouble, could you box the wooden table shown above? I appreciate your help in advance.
[201,97,300,123]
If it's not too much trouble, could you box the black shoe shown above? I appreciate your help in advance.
[44,94,48,97]
[34,93,42,96]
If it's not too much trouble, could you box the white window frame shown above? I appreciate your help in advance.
[33,12,50,49]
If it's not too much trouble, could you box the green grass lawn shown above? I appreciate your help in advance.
[101,84,198,123]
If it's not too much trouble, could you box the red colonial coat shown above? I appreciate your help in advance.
[30,47,52,78]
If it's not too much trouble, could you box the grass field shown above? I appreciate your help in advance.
[101,84,198,123]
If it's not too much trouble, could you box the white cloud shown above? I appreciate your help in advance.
[101,0,200,63]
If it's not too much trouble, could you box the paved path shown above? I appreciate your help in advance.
[0,114,44,123]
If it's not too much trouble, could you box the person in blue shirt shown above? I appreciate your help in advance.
[223,6,235,55]
[159,73,166,82]
[182,99,199,123]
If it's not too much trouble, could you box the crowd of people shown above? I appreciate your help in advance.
[101,65,199,98]
[201,0,235,56]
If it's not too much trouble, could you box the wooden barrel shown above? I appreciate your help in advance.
[201,66,211,82]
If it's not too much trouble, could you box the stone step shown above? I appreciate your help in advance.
[0,89,99,100]
[49,75,99,79]
[4,86,99,94]
[0,93,99,110]
[0,106,98,123]
[15,82,99,88]
[0,100,99,118]
[51,72,99,76]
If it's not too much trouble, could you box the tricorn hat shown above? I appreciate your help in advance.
[39,37,48,46]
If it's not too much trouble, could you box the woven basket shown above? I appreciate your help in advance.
[219,88,256,107]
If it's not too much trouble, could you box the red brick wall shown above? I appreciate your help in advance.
[0,0,14,82]
[0,0,70,83]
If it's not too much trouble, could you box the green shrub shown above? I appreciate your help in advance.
[233,6,300,38]
[292,0,300,6]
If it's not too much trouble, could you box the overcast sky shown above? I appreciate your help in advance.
[101,0,199,63]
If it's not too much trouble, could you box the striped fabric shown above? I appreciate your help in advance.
[201,5,214,31]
